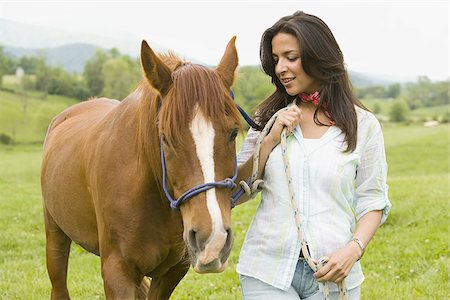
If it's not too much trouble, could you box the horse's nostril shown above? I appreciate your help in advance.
[225,228,233,248]
[188,229,198,250]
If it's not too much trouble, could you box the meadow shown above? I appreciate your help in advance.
[0,89,449,299]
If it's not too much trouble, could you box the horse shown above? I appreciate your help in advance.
[41,37,242,299]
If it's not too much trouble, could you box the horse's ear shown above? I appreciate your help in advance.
[216,36,238,88]
[140,40,172,96]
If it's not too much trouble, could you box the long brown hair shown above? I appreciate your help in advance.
[256,11,367,152]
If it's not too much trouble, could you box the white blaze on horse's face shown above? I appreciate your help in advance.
[188,106,228,273]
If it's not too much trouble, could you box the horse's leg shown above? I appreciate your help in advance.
[44,207,72,300]
[101,252,143,299]
[147,260,190,300]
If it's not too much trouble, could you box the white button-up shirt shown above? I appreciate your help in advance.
[236,106,391,292]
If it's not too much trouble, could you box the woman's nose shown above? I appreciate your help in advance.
[276,59,288,76]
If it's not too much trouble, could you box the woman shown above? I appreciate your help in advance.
[235,11,391,300]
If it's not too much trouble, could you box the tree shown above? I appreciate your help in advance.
[83,49,108,97]
[386,83,401,99]
[389,100,409,122]
[35,57,50,99]
[102,56,141,100]
[17,70,32,120]
[232,66,274,114]
[0,46,13,86]
[429,81,450,107]
[18,56,40,74]
[402,76,432,109]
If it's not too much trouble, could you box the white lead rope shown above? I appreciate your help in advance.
[240,105,348,300]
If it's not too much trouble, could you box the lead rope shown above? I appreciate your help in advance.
[240,105,348,300]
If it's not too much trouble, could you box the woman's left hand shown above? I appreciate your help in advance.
[313,242,362,283]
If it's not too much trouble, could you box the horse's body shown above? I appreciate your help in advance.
[41,38,241,299]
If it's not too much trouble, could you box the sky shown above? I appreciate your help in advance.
[0,1,449,81]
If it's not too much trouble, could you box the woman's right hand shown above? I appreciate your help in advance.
[265,105,303,146]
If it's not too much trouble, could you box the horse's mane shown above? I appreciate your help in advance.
[134,53,242,192]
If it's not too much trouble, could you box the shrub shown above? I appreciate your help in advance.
[441,111,450,124]
[0,133,15,145]
[389,100,410,122]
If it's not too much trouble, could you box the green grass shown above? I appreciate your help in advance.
[0,90,78,144]
[408,104,450,121]
[0,120,449,298]
[360,98,450,122]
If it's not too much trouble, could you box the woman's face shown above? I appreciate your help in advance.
[271,32,320,95]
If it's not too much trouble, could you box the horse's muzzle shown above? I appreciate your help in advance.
[187,228,233,273]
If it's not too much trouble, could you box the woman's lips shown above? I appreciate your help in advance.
[281,77,295,85]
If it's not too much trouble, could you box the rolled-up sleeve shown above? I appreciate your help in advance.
[237,128,260,165]
[354,121,391,224]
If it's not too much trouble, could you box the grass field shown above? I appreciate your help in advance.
[0,122,448,299]
[0,90,78,144]
[0,87,449,299]
[360,98,449,123]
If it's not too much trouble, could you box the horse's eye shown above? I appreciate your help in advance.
[229,128,238,142]
[161,134,169,146]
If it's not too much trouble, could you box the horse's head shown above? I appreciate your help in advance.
[140,38,241,273]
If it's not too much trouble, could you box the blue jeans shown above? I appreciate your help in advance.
[239,259,361,300]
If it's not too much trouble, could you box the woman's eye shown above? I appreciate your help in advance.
[288,57,298,61]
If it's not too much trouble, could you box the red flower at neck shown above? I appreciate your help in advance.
[298,91,335,125]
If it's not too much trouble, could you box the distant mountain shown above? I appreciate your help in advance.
[4,43,100,73]
[348,70,397,87]
[0,18,203,73]
[0,18,161,57]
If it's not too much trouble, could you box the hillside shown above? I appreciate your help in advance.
[4,43,99,73]
[0,90,78,144]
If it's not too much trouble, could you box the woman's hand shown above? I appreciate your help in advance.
[266,105,302,146]
[314,211,382,283]
[313,242,362,283]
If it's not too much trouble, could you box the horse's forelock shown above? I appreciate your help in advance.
[159,64,242,147]
[160,52,186,72]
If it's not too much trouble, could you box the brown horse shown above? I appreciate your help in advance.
[41,37,242,299]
